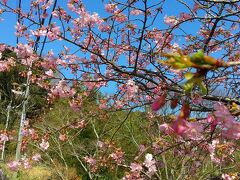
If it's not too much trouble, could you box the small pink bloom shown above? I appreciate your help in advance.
[171,118,188,135]
[52,10,58,18]
[7,161,20,171]
[2,0,8,4]
[99,99,108,109]
[59,133,67,141]
[0,134,8,142]
[40,139,49,151]
[42,12,48,18]
[22,158,31,169]
[42,0,53,10]
[130,163,142,173]
[32,153,41,162]
[184,121,203,140]
[125,79,138,99]
[70,120,86,129]
[99,24,111,32]
[45,69,54,77]
[110,149,124,164]
[115,100,124,109]
[15,22,26,37]
[222,174,234,180]
[69,94,82,111]
[47,25,60,41]
[144,154,154,167]
[214,102,240,140]
[105,3,117,13]
[14,43,33,58]
[164,15,178,26]
[97,141,106,150]
[159,123,174,135]
[84,156,97,172]
[114,10,127,23]
[179,13,192,21]
[143,153,157,176]
[207,114,218,131]
[130,9,142,15]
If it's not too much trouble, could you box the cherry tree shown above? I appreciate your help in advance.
[0,0,239,179]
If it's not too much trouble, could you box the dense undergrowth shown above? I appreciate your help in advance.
[1,98,239,179]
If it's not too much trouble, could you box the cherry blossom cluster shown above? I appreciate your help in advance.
[123,153,157,179]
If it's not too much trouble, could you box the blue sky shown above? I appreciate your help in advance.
[0,0,202,96]
[0,0,198,47]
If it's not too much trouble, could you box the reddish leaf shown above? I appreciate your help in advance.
[170,99,178,109]
[152,93,167,111]
[179,102,190,119]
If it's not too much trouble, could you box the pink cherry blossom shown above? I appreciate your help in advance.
[143,153,157,176]
[59,133,67,141]
[99,24,111,32]
[130,162,142,173]
[115,100,124,109]
[50,80,76,98]
[0,134,8,142]
[42,0,53,10]
[207,114,218,132]
[45,69,54,77]
[221,174,235,180]
[171,118,188,135]
[2,0,8,4]
[184,121,203,140]
[123,162,144,179]
[40,139,49,151]
[110,149,124,165]
[31,28,47,37]
[0,61,10,72]
[159,123,174,135]
[51,10,58,18]
[105,3,117,13]
[84,156,97,172]
[15,22,26,37]
[0,44,6,52]
[171,117,203,140]
[125,79,138,99]
[14,43,33,58]
[32,153,41,162]
[47,24,61,41]
[179,13,192,21]
[130,9,142,15]
[70,120,86,129]
[7,161,20,171]
[214,102,240,140]
[114,10,128,23]
[99,99,108,109]
[164,15,178,26]
[22,158,31,169]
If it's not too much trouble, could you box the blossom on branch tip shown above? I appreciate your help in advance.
[214,102,240,140]
[164,15,178,26]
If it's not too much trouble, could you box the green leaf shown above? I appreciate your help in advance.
[184,79,195,94]
[184,72,194,80]
[190,50,204,65]
[173,62,188,69]
[198,81,207,95]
